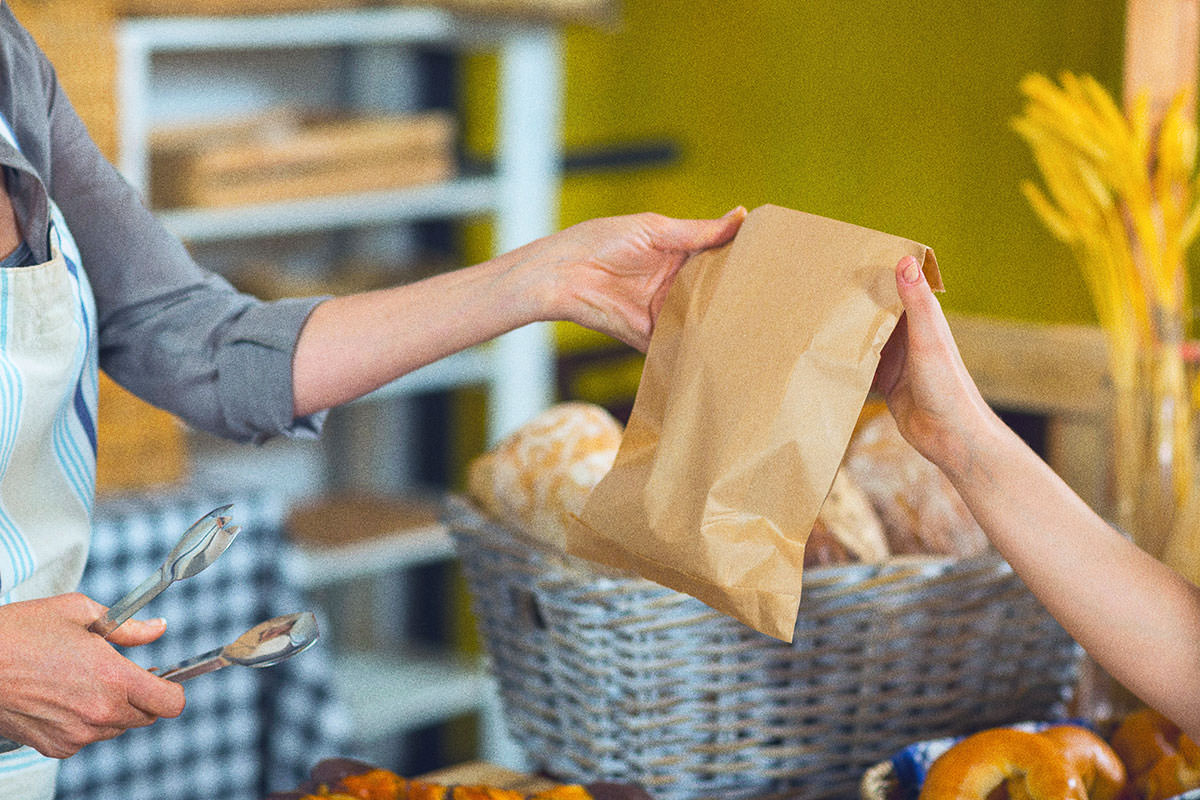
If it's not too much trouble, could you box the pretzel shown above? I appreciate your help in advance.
[919,726,1125,800]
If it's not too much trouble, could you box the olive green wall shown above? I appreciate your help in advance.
[467,0,1139,326]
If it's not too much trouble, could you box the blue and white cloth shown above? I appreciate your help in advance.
[55,488,352,800]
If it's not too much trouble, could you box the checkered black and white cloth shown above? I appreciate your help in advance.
[55,488,352,800]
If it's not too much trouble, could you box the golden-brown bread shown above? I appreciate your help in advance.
[1111,707,1200,800]
[817,467,890,563]
[1038,725,1127,800]
[467,403,623,551]
[1110,707,1182,780]
[843,403,989,558]
[407,782,449,800]
[918,728,1088,800]
[339,768,407,799]
[451,787,525,800]
[803,518,852,568]
[1140,752,1200,800]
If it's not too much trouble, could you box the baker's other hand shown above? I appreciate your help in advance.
[873,255,994,478]
[522,207,747,352]
[0,593,185,758]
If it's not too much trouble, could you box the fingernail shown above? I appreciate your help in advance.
[153,618,167,630]
[722,206,745,218]
[900,256,921,285]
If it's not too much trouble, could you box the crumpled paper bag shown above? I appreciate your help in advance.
[567,204,942,642]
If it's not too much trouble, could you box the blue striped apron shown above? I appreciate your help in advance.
[0,111,99,799]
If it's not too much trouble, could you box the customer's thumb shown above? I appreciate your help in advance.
[895,255,939,321]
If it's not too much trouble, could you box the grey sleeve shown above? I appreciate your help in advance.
[38,48,328,442]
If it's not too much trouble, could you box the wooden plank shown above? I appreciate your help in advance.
[948,313,1112,419]
[948,313,1113,515]
[418,762,560,793]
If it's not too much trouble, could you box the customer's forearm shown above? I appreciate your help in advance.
[943,414,1200,736]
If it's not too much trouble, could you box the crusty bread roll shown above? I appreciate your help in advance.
[803,520,851,568]
[816,467,890,564]
[468,402,623,551]
[843,402,989,558]
[1110,707,1182,779]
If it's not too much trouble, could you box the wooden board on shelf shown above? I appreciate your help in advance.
[286,491,442,549]
[284,491,456,589]
[149,110,456,210]
[95,374,189,493]
[948,312,1112,518]
[9,0,119,158]
[418,762,559,793]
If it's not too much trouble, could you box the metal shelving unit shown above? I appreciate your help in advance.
[114,6,562,769]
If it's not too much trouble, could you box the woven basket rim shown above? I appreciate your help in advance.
[443,493,1008,590]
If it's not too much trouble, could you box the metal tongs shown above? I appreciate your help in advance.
[151,612,320,682]
[0,505,243,755]
[89,504,240,638]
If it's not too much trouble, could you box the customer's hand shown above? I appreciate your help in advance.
[524,207,747,351]
[0,593,185,758]
[873,255,996,477]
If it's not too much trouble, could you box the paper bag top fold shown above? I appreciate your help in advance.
[567,204,939,642]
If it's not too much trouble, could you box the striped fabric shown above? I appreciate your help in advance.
[0,109,99,797]
[0,109,97,605]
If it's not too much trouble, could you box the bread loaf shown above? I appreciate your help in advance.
[468,402,622,551]
[843,403,989,558]
[816,467,890,564]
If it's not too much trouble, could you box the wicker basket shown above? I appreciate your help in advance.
[447,497,1083,800]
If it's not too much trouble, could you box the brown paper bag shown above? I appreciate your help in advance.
[567,204,941,642]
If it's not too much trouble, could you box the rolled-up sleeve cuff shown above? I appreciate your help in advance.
[215,295,331,444]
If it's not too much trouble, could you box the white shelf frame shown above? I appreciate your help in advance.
[154,177,499,243]
[284,523,455,591]
[114,8,560,769]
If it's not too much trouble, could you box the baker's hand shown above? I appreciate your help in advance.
[873,255,995,476]
[0,593,185,758]
[524,207,746,352]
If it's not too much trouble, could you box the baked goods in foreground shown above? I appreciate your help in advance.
[1110,707,1200,800]
[918,725,1126,800]
[268,759,644,800]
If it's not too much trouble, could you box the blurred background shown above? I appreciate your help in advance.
[7,0,1157,797]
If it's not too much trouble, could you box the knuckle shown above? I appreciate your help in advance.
[54,728,90,759]
[80,693,124,728]
[61,592,93,616]
[41,742,73,760]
